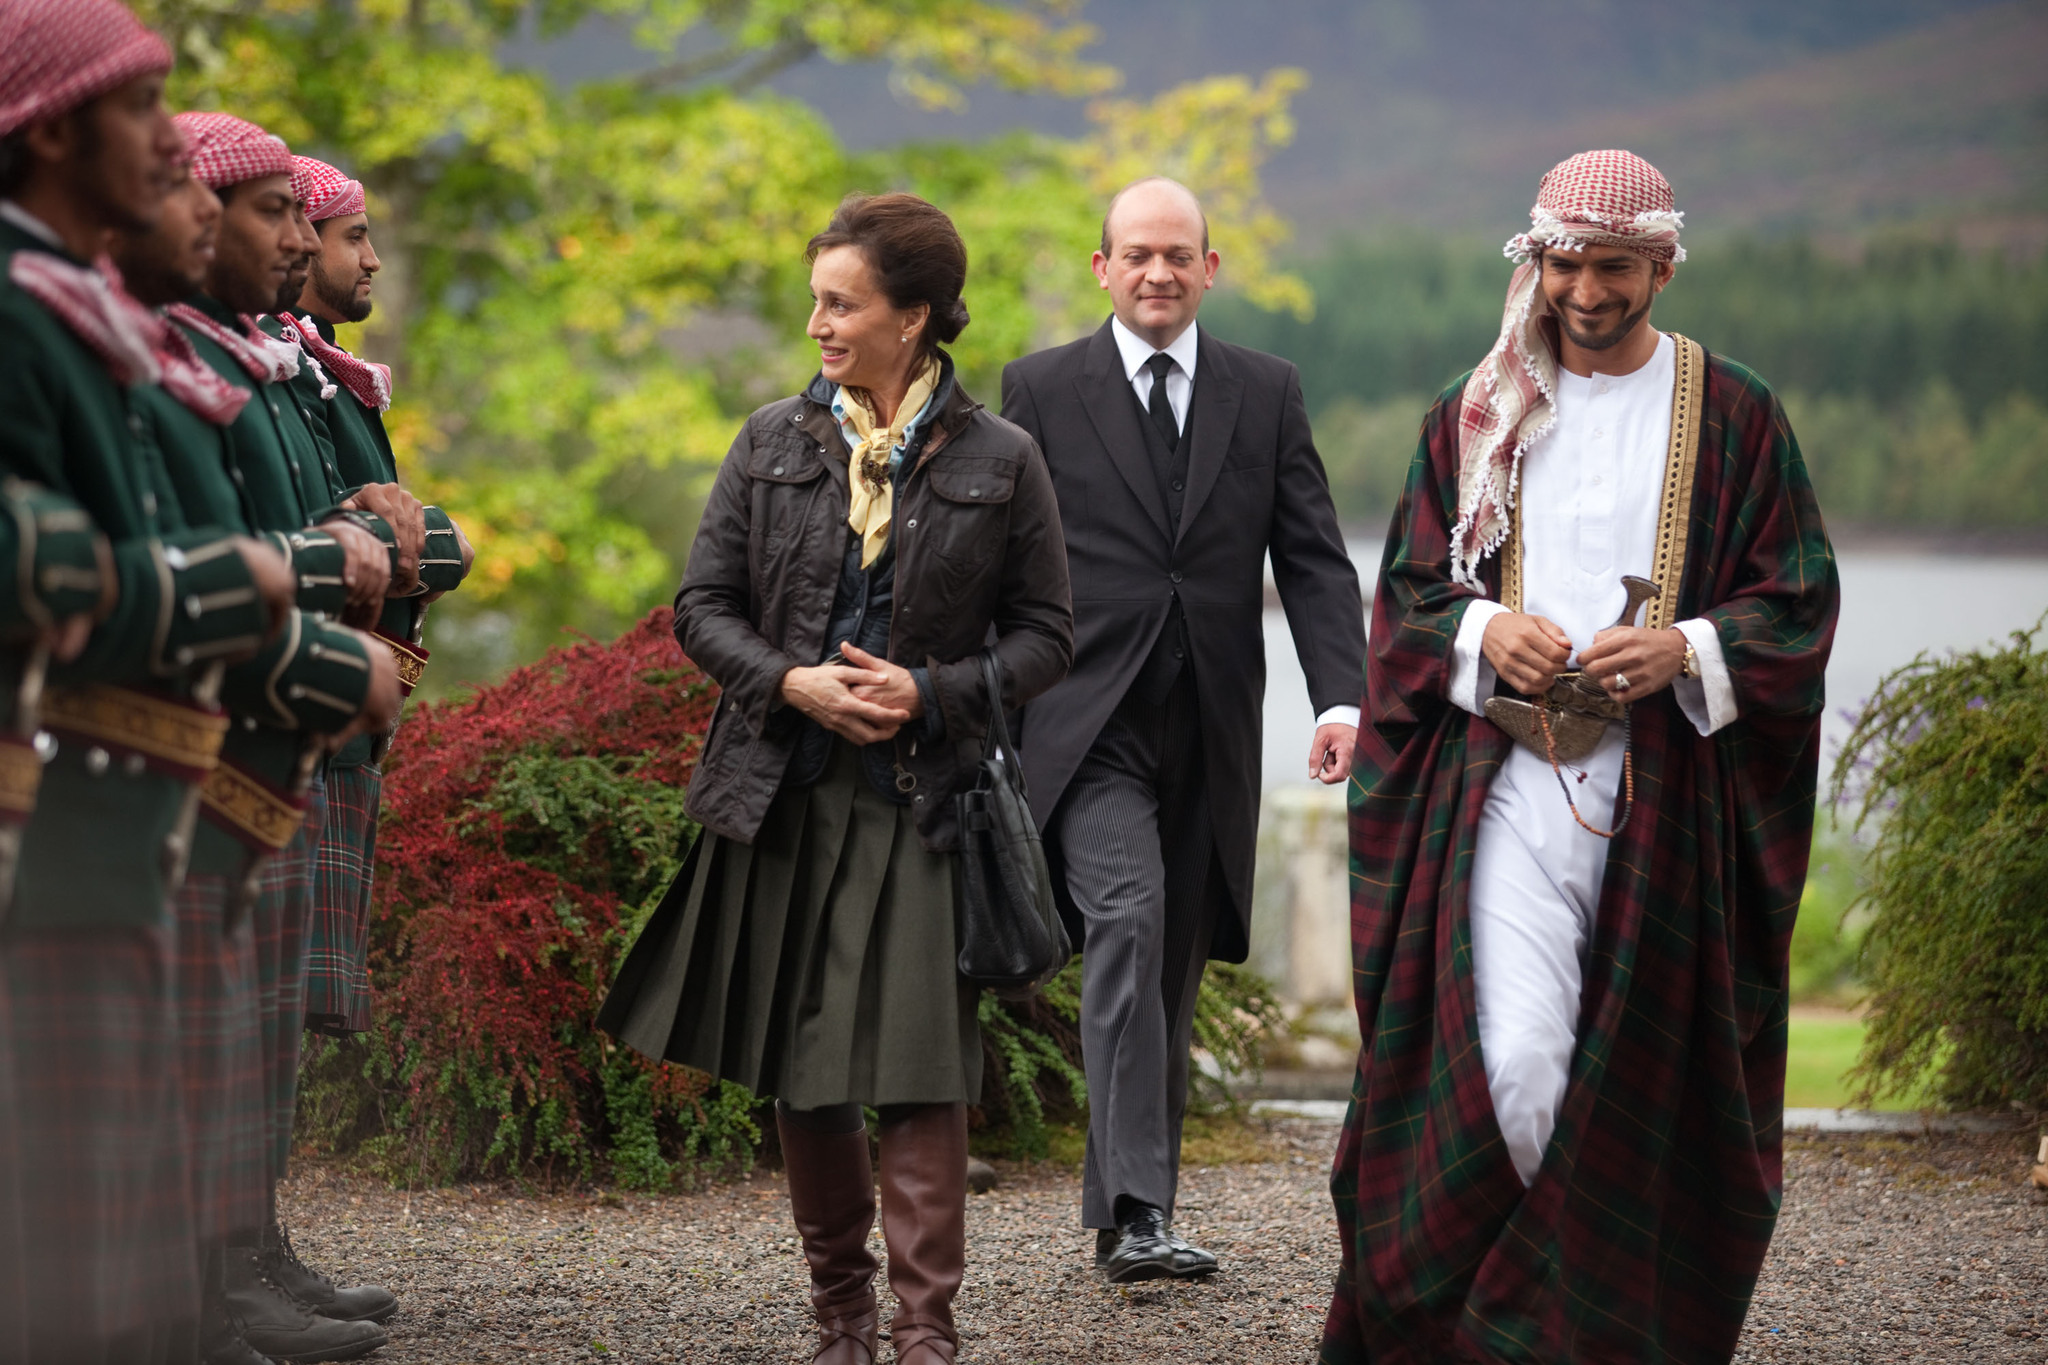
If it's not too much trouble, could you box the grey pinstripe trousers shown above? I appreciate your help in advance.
[1048,672,1221,1229]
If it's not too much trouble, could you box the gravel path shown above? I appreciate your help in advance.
[281,1122,2045,1364]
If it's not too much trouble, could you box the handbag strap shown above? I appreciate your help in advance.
[975,648,1030,800]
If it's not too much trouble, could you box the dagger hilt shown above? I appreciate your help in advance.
[1613,574,1661,630]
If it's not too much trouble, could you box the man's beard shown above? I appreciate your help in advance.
[308,256,373,323]
[112,240,201,308]
[67,120,156,237]
[274,258,311,314]
[1554,295,1653,353]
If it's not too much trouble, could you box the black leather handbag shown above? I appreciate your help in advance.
[953,649,1070,996]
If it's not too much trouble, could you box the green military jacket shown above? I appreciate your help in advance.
[130,373,377,878]
[164,301,395,875]
[0,481,113,827]
[0,219,272,927]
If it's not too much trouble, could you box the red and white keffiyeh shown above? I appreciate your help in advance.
[0,0,171,139]
[289,156,365,223]
[1450,149,1687,589]
[9,251,249,424]
[148,310,250,424]
[281,313,390,412]
[171,111,292,190]
[9,248,159,385]
[165,302,300,385]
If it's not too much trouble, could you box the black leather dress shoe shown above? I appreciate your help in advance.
[1097,1226,1220,1278]
[1100,1203,1178,1284]
[1168,1230,1219,1278]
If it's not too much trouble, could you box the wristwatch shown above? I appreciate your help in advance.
[1679,639,1700,680]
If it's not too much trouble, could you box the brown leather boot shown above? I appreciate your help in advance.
[877,1103,968,1365]
[779,1107,881,1364]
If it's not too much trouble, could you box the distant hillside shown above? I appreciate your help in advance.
[506,0,2043,242]
[1325,1,2048,244]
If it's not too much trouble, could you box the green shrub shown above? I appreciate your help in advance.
[1832,620,2048,1110]
[1787,818,1870,1007]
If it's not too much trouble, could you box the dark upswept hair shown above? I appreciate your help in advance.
[806,192,970,359]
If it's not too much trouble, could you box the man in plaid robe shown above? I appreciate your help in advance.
[1323,151,1839,1365]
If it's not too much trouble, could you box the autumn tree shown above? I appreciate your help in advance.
[139,0,1308,681]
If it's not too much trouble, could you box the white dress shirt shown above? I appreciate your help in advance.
[1109,314,1197,436]
[1109,314,1358,734]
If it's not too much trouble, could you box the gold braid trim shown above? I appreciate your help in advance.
[375,630,428,695]
[0,736,40,818]
[41,684,229,774]
[199,762,305,851]
[1645,334,1705,631]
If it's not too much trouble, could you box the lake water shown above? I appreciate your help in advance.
[1259,546,2048,790]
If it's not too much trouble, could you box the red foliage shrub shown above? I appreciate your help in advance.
[324,608,752,1183]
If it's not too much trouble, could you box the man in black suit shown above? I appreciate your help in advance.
[1002,178,1366,1283]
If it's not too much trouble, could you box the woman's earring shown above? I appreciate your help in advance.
[900,336,908,343]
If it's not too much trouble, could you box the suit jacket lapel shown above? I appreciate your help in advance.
[1072,320,1172,544]
[1176,330,1243,547]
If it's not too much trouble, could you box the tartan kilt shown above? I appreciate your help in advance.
[172,871,267,1242]
[0,968,26,1363]
[254,773,325,1185]
[2,924,200,1346]
[303,764,381,1036]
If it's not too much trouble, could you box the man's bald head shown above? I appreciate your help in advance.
[1100,176,1208,256]
[1092,175,1220,349]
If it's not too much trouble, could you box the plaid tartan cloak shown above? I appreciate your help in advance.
[1322,353,1838,1365]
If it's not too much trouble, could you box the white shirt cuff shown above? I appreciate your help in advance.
[1450,599,1510,718]
[1672,617,1738,735]
[1314,705,1360,729]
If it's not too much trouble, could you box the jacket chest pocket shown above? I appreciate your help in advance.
[749,438,832,565]
[914,455,1015,596]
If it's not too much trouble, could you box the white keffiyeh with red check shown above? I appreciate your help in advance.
[1450,149,1687,590]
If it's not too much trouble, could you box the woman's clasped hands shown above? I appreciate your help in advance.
[778,641,925,745]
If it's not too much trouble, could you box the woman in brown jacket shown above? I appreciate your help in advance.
[599,193,1073,1364]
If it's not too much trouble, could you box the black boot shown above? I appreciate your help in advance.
[200,1245,275,1365]
[221,1244,388,1363]
[263,1220,398,1325]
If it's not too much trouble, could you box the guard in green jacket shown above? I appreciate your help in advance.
[166,108,407,1365]
[278,155,472,1054]
[0,5,301,1358]
[0,477,117,1365]
[112,146,402,1365]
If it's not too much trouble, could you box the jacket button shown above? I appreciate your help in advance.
[968,488,981,498]
[85,746,110,776]
[772,466,785,476]
[791,413,803,424]
[905,518,916,529]
[1170,570,1183,583]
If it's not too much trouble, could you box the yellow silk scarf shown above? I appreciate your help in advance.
[842,358,941,569]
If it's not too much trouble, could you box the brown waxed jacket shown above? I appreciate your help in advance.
[677,370,1074,851]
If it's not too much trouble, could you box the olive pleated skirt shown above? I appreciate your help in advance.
[600,741,980,1109]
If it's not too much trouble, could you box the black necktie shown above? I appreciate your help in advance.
[1145,352,1179,447]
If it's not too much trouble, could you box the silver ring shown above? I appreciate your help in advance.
[1614,672,1630,691]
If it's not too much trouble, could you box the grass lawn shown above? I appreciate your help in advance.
[1784,1008,1937,1110]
